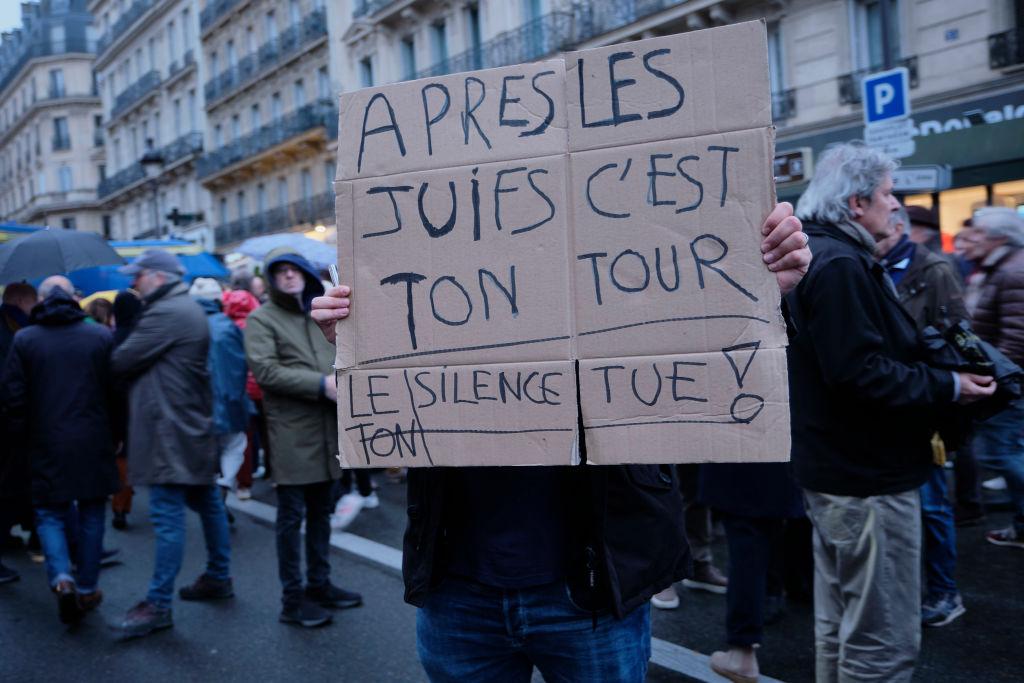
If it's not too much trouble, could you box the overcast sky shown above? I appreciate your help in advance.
[0,4,24,36]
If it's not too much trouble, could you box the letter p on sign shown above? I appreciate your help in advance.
[862,67,910,125]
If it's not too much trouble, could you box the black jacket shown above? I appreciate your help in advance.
[402,464,690,619]
[1,290,119,505]
[784,221,956,497]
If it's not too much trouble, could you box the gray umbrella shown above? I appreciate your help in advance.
[0,229,124,284]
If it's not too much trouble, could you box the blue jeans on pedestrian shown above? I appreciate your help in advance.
[416,577,651,682]
[973,399,1024,534]
[35,499,106,593]
[147,484,231,608]
[920,466,958,597]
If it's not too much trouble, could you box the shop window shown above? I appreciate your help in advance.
[938,186,988,236]
[992,180,1024,215]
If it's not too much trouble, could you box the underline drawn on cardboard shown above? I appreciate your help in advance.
[334,20,791,467]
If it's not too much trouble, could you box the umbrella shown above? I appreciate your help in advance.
[59,252,230,297]
[80,290,118,307]
[0,229,123,284]
[237,233,336,270]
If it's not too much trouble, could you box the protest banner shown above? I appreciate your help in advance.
[333,20,790,468]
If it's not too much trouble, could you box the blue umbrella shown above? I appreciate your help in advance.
[48,252,230,296]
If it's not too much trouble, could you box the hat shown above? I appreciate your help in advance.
[119,249,186,276]
[906,205,939,231]
[189,277,223,300]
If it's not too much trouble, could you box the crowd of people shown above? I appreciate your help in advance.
[1,139,1022,682]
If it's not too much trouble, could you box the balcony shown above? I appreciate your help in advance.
[52,135,71,151]
[96,0,159,59]
[98,161,146,199]
[989,27,1024,70]
[200,0,245,34]
[168,50,196,81]
[204,9,328,106]
[352,0,396,19]
[197,99,338,181]
[162,131,204,165]
[573,0,685,43]
[771,89,796,123]
[837,56,919,105]
[415,12,575,80]
[111,70,161,121]
[0,36,93,99]
[214,192,335,244]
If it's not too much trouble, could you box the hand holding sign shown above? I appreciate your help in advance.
[311,285,351,344]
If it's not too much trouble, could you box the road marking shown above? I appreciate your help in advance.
[226,494,785,683]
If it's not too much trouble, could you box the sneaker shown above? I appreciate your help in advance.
[982,476,1007,491]
[331,493,365,530]
[683,560,728,594]
[0,561,19,585]
[650,585,680,609]
[116,601,173,640]
[253,465,267,480]
[922,592,966,627]
[306,583,363,609]
[361,492,380,510]
[112,511,128,530]
[986,526,1024,549]
[54,580,84,625]
[236,488,252,501]
[280,597,333,628]
[709,647,759,683]
[78,589,104,612]
[179,574,234,601]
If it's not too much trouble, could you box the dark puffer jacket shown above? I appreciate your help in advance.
[971,246,1024,366]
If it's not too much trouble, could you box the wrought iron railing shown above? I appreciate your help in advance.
[572,0,684,43]
[197,99,337,180]
[772,89,796,122]
[0,36,93,98]
[96,0,159,58]
[989,27,1024,69]
[214,191,335,244]
[162,131,204,165]
[111,70,161,121]
[200,0,246,33]
[168,49,195,80]
[98,161,146,199]
[351,0,395,19]
[837,56,918,105]
[204,9,327,105]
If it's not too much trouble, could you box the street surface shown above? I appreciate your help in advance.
[2,478,1020,682]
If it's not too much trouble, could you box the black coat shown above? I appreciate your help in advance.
[699,462,804,519]
[1,291,119,505]
[402,464,690,619]
[784,221,956,497]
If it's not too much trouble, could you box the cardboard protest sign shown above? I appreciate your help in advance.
[334,20,790,468]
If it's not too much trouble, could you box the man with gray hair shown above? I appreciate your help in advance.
[110,250,233,640]
[786,142,994,681]
[963,206,1024,549]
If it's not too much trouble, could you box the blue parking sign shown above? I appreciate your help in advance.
[862,67,911,125]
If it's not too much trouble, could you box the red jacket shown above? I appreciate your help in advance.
[222,289,263,401]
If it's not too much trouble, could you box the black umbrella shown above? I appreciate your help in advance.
[0,229,124,284]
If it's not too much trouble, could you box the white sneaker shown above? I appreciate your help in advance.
[650,585,680,609]
[982,476,1007,491]
[236,488,252,501]
[361,492,380,509]
[331,493,365,530]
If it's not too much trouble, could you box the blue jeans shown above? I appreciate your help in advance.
[920,466,957,597]
[147,484,231,608]
[35,499,106,593]
[973,399,1024,534]
[416,577,651,682]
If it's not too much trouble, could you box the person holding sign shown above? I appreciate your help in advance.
[311,201,809,682]
[788,143,995,683]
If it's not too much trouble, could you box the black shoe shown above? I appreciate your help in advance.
[179,574,234,601]
[116,600,173,640]
[0,561,19,585]
[112,512,128,530]
[54,580,84,625]
[100,548,122,568]
[305,583,363,609]
[280,598,332,627]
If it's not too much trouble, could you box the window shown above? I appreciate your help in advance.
[37,171,46,194]
[167,21,177,64]
[52,117,70,150]
[61,217,76,231]
[277,177,288,207]
[466,3,482,69]
[301,168,313,200]
[173,99,182,136]
[236,191,246,219]
[257,183,267,213]
[113,138,121,168]
[853,0,900,70]
[58,166,72,192]
[323,161,335,190]
[219,197,228,225]
[188,90,197,130]
[271,92,282,121]
[182,9,192,49]
[359,57,374,88]
[250,103,261,131]
[432,21,448,67]
[210,51,219,77]
[289,0,301,27]
[401,37,416,80]
[153,112,161,146]
[293,79,305,108]
[265,11,277,42]
[135,48,143,78]
[227,40,237,69]
[230,114,240,141]
[48,69,65,98]
[214,124,223,147]
[317,66,330,100]
[148,37,157,73]
[98,164,106,181]
[246,26,255,55]
[102,215,112,239]
[93,115,103,146]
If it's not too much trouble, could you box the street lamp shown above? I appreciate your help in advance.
[140,141,165,239]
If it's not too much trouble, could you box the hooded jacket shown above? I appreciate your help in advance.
[195,297,249,434]
[222,288,263,401]
[1,290,119,504]
[243,249,340,485]
[111,280,219,485]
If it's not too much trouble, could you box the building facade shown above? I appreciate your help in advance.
[0,0,103,233]
[196,0,341,250]
[91,0,212,247]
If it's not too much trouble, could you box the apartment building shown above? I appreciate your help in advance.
[197,0,341,250]
[341,0,1024,241]
[0,0,103,233]
[92,0,212,247]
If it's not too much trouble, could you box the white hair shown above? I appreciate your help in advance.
[974,206,1024,248]
[796,142,898,224]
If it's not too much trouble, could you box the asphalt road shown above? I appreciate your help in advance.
[2,476,1021,682]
